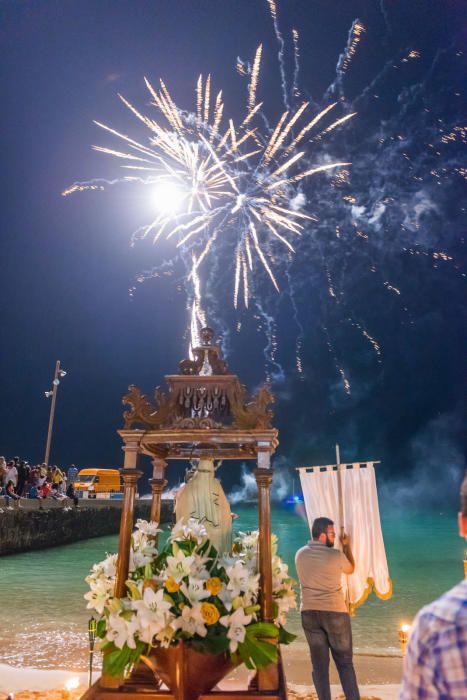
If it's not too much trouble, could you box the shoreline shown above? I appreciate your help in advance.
[0,646,403,698]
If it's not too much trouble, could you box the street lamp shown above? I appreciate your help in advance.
[43,360,67,466]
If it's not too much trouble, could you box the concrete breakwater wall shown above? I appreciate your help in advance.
[0,499,174,556]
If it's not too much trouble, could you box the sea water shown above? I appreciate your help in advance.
[0,505,463,670]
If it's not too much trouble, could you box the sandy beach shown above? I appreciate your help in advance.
[0,645,403,700]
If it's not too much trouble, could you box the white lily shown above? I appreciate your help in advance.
[217,586,236,611]
[106,612,139,650]
[135,519,161,537]
[237,531,259,554]
[225,561,259,598]
[132,530,158,555]
[218,553,239,568]
[180,578,211,603]
[132,588,174,644]
[84,579,112,615]
[165,549,195,582]
[155,623,176,647]
[170,517,207,544]
[272,556,289,589]
[219,607,252,652]
[130,548,155,571]
[172,602,207,637]
[190,553,210,580]
[275,588,297,623]
[101,553,118,578]
[225,561,249,597]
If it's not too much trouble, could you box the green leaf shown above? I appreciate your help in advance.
[247,622,279,639]
[278,625,297,645]
[197,539,210,556]
[163,592,175,606]
[152,551,169,573]
[207,544,219,558]
[102,640,146,677]
[234,623,279,670]
[103,644,131,676]
[244,604,261,615]
[176,539,196,555]
[191,635,230,655]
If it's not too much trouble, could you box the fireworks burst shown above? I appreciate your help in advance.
[63,0,464,397]
[64,47,352,316]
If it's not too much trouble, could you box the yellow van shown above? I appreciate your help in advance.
[74,468,122,498]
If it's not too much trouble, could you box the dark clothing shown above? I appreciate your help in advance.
[301,610,360,700]
[17,472,26,495]
[6,484,20,500]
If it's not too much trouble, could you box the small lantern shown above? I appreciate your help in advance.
[399,623,411,655]
[63,677,80,700]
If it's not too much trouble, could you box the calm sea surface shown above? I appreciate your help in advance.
[0,505,463,670]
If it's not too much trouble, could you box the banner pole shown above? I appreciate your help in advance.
[336,444,351,613]
[336,444,344,537]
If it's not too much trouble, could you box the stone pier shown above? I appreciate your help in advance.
[0,498,173,556]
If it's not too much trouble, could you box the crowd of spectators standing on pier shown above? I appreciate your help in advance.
[0,456,79,501]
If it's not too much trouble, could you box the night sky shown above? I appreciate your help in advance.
[1,1,465,505]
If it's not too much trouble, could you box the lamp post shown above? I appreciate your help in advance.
[44,360,67,466]
[88,616,97,687]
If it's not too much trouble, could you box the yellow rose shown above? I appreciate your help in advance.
[143,579,157,591]
[165,576,181,593]
[205,577,223,596]
[201,602,220,626]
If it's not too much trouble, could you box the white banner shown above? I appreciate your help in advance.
[298,463,392,610]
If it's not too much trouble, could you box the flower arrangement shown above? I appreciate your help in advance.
[85,518,296,677]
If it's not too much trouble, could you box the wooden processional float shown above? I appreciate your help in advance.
[84,327,287,700]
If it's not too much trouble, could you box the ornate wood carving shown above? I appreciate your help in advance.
[178,327,229,376]
[230,383,274,430]
[122,328,275,432]
[172,417,223,429]
[122,385,173,429]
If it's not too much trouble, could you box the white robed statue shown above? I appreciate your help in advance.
[175,458,232,554]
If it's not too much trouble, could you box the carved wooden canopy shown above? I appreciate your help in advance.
[120,327,278,459]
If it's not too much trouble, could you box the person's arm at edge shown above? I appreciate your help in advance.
[399,609,439,700]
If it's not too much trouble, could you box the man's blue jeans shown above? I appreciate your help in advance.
[301,610,360,700]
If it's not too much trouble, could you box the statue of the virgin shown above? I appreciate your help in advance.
[175,458,232,554]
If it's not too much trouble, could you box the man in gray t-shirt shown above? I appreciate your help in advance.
[295,516,360,700]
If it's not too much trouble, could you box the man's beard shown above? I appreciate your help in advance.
[325,536,334,548]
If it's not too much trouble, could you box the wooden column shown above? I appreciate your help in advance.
[101,439,142,689]
[255,447,278,691]
[149,456,168,544]
[255,461,274,622]
[115,440,142,598]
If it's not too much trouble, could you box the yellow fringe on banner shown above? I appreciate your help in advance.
[349,577,393,616]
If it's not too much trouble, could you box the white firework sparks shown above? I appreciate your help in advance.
[64,45,353,311]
